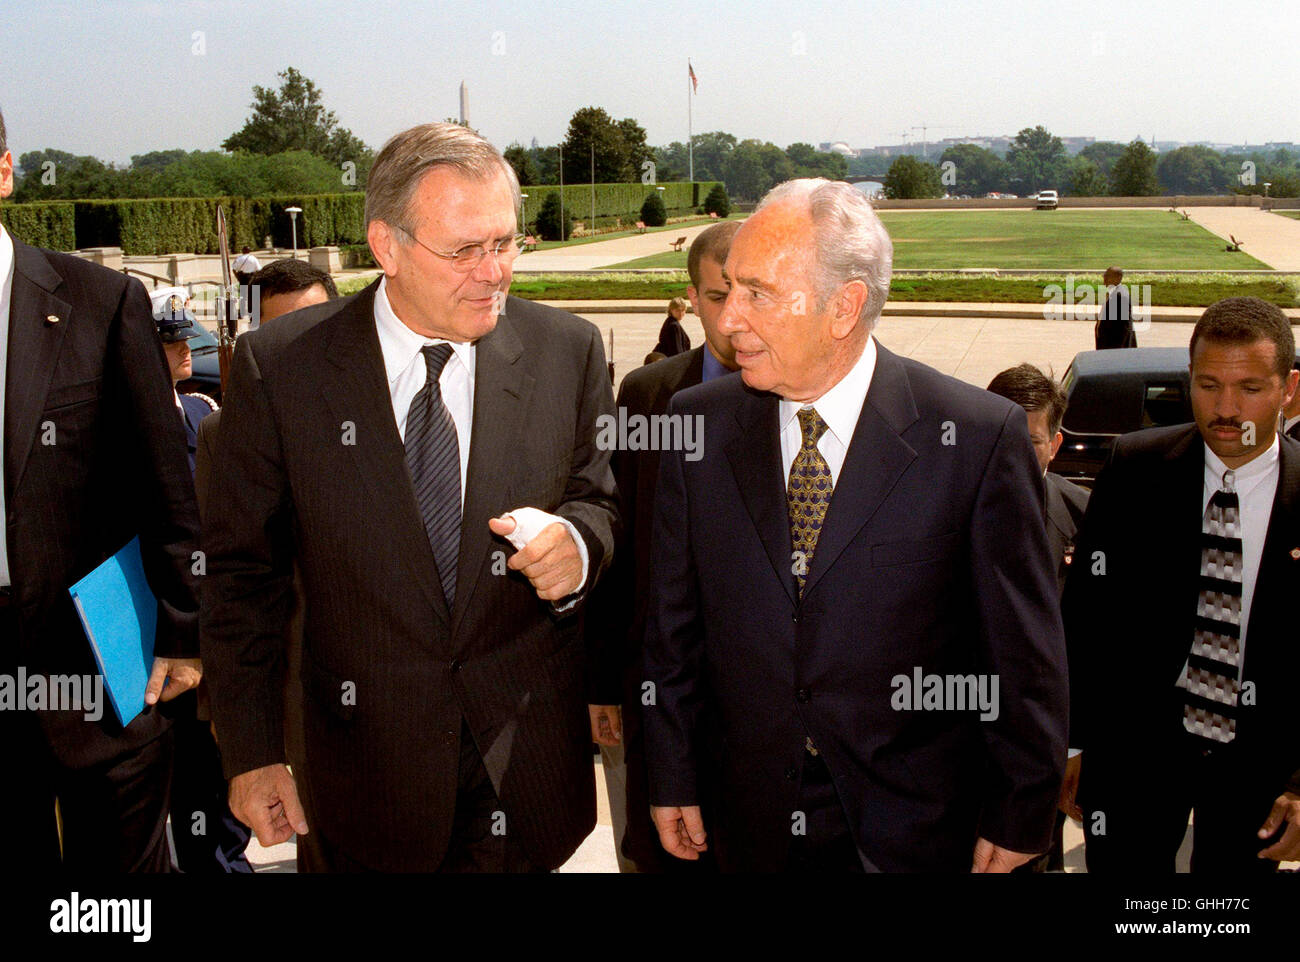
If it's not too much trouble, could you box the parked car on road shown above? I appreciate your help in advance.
[1036,190,1059,209]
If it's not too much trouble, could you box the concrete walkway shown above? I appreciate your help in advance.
[513,222,723,270]
[1182,208,1300,270]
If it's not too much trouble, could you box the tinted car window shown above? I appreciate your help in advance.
[1141,381,1188,427]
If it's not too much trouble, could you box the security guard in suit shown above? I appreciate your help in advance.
[153,297,252,872]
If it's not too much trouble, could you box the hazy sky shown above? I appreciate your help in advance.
[1,0,1294,164]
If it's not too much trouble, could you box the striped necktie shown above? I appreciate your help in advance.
[405,344,461,606]
[1177,469,1242,744]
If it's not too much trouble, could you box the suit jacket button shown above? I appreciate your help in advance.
[450,660,462,673]
[796,688,811,703]
[785,766,798,781]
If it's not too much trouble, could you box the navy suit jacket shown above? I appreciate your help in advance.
[643,340,1069,872]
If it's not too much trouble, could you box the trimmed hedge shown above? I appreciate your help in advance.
[0,201,76,250]
[520,182,721,229]
[2,183,722,255]
[73,193,368,255]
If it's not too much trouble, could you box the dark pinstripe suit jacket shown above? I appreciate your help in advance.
[200,279,618,871]
[3,237,200,767]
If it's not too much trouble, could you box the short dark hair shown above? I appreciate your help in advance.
[1190,296,1295,380]
[687,220,742,288]
[986,363,1068,435]
[249,257,338,301]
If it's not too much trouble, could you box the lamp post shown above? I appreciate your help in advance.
[520,192,528,233]
[286,206,303,259]
[656,185,665,222]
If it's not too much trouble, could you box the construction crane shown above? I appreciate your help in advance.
[911,124,955,160]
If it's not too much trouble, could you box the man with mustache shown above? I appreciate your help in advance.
[1064,297,1300,871]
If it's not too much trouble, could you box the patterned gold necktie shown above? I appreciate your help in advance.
[787,407,833,597]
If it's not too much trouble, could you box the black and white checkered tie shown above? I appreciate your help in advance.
[1177,469,1242,744]
[405,344,461,606]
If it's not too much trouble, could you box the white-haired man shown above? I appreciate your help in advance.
[643,178,1069,872]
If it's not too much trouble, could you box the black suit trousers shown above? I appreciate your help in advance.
[0,603,175,872]
[1082,733,1281,875]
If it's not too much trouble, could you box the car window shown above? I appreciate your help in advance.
[189,326,219,349]
[1141,381,1188,427]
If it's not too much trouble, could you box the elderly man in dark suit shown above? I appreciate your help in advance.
[587,219,741,872]
[1064,297,1300,873]
[644,178,1069,873]
[0,110,202,871]
[201,122,618,872]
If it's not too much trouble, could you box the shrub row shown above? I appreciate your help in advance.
[2,183,721,254]
[0,201,76,250]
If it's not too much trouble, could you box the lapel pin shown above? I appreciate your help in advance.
[1290,548,1300,560]
[46,314,60,325]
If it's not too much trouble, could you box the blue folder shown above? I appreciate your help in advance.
[68,536,157,726]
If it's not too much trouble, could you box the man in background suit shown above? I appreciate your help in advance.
[587,219,740,872]
[1095,266,1136,350]
[0,109,201,871]
[193,257,338,872]
[1064,297,1300,872]
[987,362,1090,871]
[644,179,1068,872]
[201,123,618,872]
[1283,359,1300,441]
[987,363,1090,593]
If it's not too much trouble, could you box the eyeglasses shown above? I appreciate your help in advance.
[398,227,526,273]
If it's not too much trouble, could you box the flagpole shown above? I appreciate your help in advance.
[688,60,694,184]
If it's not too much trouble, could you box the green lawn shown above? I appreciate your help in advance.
[340,270,1298,306]
[605,210,1270,271]
[526,212,745,251]
[1273,210,1300,221]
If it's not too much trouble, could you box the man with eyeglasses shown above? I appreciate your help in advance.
[201,122,619,872]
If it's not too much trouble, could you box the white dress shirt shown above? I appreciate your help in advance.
[778,335,877,487]
[0,224,15,587]
[1203,435,1280,666]
[371,276,588,592]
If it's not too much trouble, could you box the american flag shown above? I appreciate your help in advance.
[689,62,698,93]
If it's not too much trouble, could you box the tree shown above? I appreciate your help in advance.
[883,155,943,199]
[937,143,1009,196]
[1157,145,1229,194]
[703,183,730,218]
[1110,140,1160,196]
[503,143,539,186]
[223,67,371,171]
[561,107,649,183]
[535,192,570,240]
[785,142,849,180]
[1065,156,1108,197]
[723,140,767,200]
[1007,125,1068,191]
[130,149,188,172]
[688,131,737,182]
[640,190,667,227]
[1079,142,1127,179]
